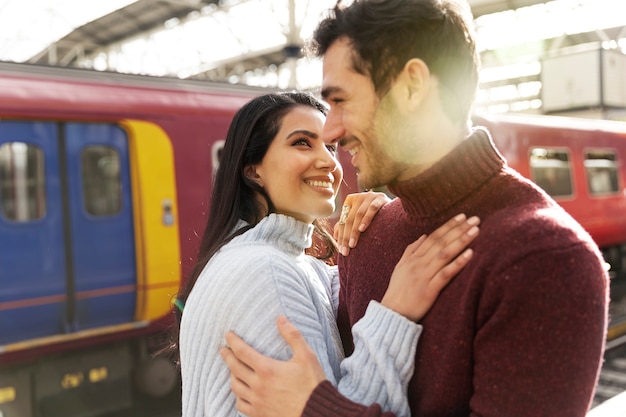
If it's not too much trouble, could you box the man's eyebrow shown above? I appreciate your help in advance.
[321,86,342,100]
[286,129,319,140]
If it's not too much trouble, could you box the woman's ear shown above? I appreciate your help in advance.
[244,164,263,187]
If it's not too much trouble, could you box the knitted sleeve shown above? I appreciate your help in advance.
[225,248,419,416]
[301,302,419,417]
[304,381,396,417]
[277,258,421,416]
[336,301,419,417]
[311,261,419,416]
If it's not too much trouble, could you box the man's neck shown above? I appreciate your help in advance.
[396,125,467,182]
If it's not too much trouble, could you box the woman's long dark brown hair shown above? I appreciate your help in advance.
[164,92,336,363]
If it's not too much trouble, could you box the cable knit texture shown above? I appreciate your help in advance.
[304,128,609,417]
[180,213,421,417]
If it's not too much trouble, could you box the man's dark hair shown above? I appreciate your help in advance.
[310,0,480,125]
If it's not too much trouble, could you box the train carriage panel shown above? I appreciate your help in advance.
[122,120,181,322]
[477,114,626,249]
[64,123,136,331]
[155,115,234,280]
[0,121,67,345]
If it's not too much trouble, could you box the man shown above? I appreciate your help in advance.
[221,0,609,416]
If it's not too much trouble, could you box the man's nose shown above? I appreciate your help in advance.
[322,110,345,146]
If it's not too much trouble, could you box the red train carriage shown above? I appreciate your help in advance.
[476,113,626,250]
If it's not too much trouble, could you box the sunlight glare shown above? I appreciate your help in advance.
[0,0,136,62]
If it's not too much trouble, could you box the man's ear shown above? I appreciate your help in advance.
[244,164,263,187]
[402,58,430,110]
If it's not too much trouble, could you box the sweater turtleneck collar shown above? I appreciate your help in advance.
[237,213,314,256]
[388,128,506,220]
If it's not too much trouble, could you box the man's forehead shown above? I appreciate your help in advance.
[320,49,357,96]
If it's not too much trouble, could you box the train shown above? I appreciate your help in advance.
[0,61,625,416]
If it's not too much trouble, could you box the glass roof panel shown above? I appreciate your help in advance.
[0,0,136,62]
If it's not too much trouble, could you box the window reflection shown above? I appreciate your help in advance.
[81,146,121,216]
[584,149,620,196]
[0,142,46,221]
[529,147,573,197]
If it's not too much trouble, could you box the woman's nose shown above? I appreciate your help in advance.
[321,150,338,171]
[315,143,339,172]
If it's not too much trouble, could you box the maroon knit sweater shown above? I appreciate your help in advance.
[303,129,609,417]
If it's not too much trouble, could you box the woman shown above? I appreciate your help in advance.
[177,92,479,416]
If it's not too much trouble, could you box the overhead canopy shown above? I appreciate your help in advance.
[26,0,547,68]
[27,0,220,66]
[2,0,625,115]
[470,0,545,16]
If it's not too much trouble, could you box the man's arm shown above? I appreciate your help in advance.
[220,316,395,417]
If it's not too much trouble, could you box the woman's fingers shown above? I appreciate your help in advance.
[334,191,390,256]
[404,215,480,290]
[351,192,388,234]
[414,215,480,261]
[334,203,355,252]
[381,214,480,321]
[429,248,474,290]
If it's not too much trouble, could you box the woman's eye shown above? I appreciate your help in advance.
[326,144,337,154]
[293,138,310,147]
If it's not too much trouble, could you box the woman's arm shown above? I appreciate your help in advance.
[221,214,481,417]
[248,255,420,417]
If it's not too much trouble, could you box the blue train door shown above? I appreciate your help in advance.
[0,122,67,343]
[0,121,136,346]
[64,123,136,330]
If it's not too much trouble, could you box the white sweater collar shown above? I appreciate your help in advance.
[234,213,314,256]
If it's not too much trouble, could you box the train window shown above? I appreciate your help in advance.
[584,150,619,196]
[529,148,573,197]
[81,146,122,216]
[0,142,46,221]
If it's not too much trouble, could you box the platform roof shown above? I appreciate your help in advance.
[26,0,220,65]
[18,0,545,67]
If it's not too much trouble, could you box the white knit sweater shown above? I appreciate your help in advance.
[180,214,420,417]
